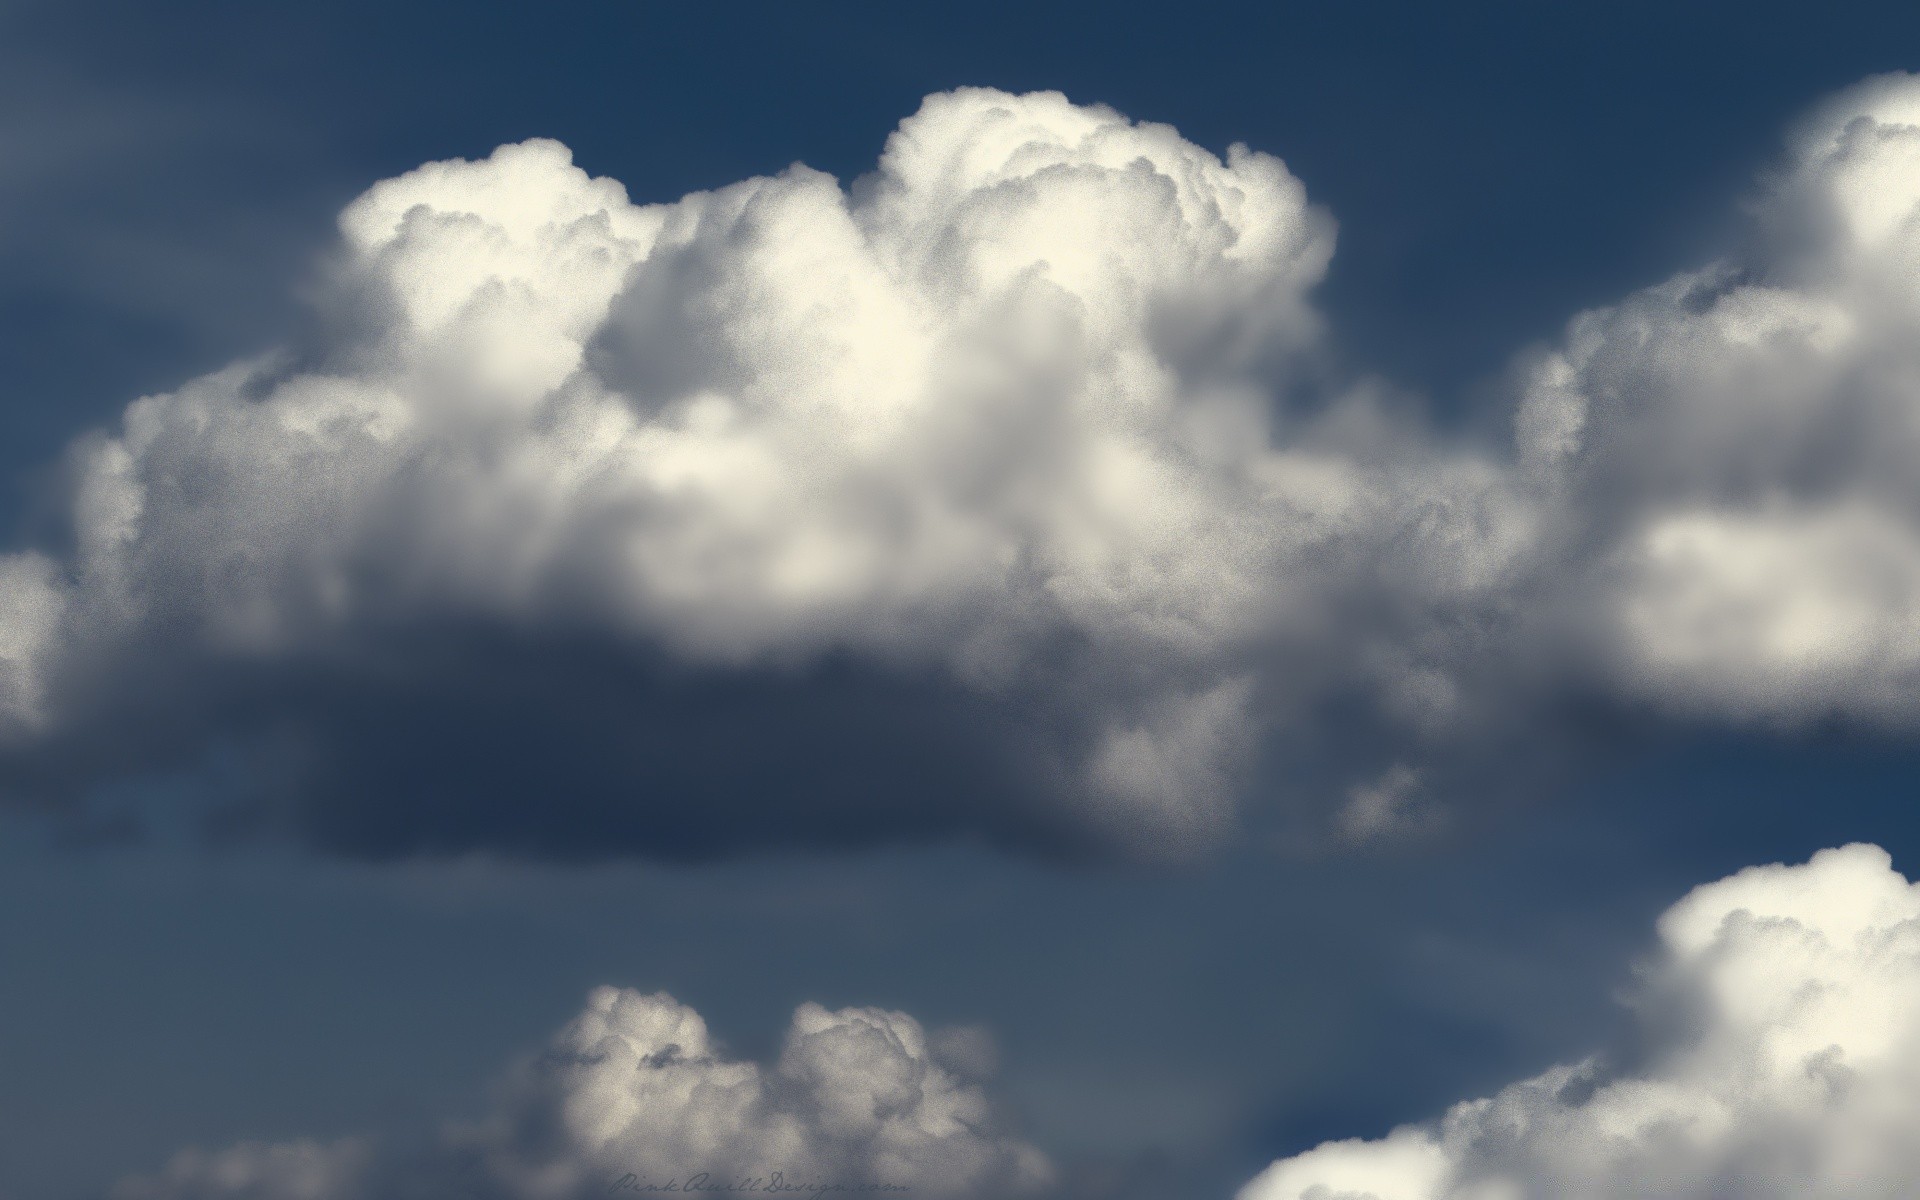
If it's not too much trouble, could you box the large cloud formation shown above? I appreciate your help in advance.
[8,75,1920,860]
[0,86,1526,859]
[113,988,1050,1200]
[1239,843,1920,1200]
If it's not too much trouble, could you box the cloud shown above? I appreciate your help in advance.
[12,74,1920,861]
[110,1140,375,1200]
[1239,843,1920,1200]
[1334,764,1441,845]
[1518,72,1920,726]
[112,989,1051,1200]
[0,86,1529,860]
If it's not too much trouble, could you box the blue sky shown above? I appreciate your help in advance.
[9,4,1920,1199]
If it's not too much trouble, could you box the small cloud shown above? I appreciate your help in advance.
[113,989,1051,1200]
[1335,764,1444,845]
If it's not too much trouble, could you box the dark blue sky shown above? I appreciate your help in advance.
[6,3,1920,1197]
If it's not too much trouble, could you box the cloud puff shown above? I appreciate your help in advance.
[1239,842,1920,1200]
[112,989,1050,1200]
[0,86,1528,859]
[1519,72,1920,726]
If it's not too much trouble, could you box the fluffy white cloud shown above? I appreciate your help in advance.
[14,74,1920,858]
[113,989,1050,1200]
[1520,72,1920,726]
[1239,843,1920,1200]
[0,85,1528,858]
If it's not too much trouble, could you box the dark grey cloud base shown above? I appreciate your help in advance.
[7,628,1083,861]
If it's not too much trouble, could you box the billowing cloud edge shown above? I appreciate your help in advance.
[1240,842,1920,1200]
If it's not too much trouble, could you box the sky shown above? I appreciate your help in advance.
[10,3,1920,1199]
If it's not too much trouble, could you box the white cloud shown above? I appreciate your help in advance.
[1613,503,1920,720]
[1239,843,1920,1200]
[15,74,1920,856]
[0,85,1528,858]
[112,989,1050,1200]
[1520,71,1920,728]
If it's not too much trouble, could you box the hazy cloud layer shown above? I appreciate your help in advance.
[1239,842,1920,1200]
[7,76,1920,859]
[112,989,1049,1200]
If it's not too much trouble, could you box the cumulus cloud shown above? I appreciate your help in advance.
[0,85,1529,859]
[1240,842,1920,1200]
[113,989,1050,1200]
[1519,72,1920,726]
[12,73,1920,860]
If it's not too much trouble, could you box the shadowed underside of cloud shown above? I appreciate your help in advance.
[112,989,1052,1200]
[1239,843,1920,1200]
[0,626,1082,860]
[6,77,1920,860]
